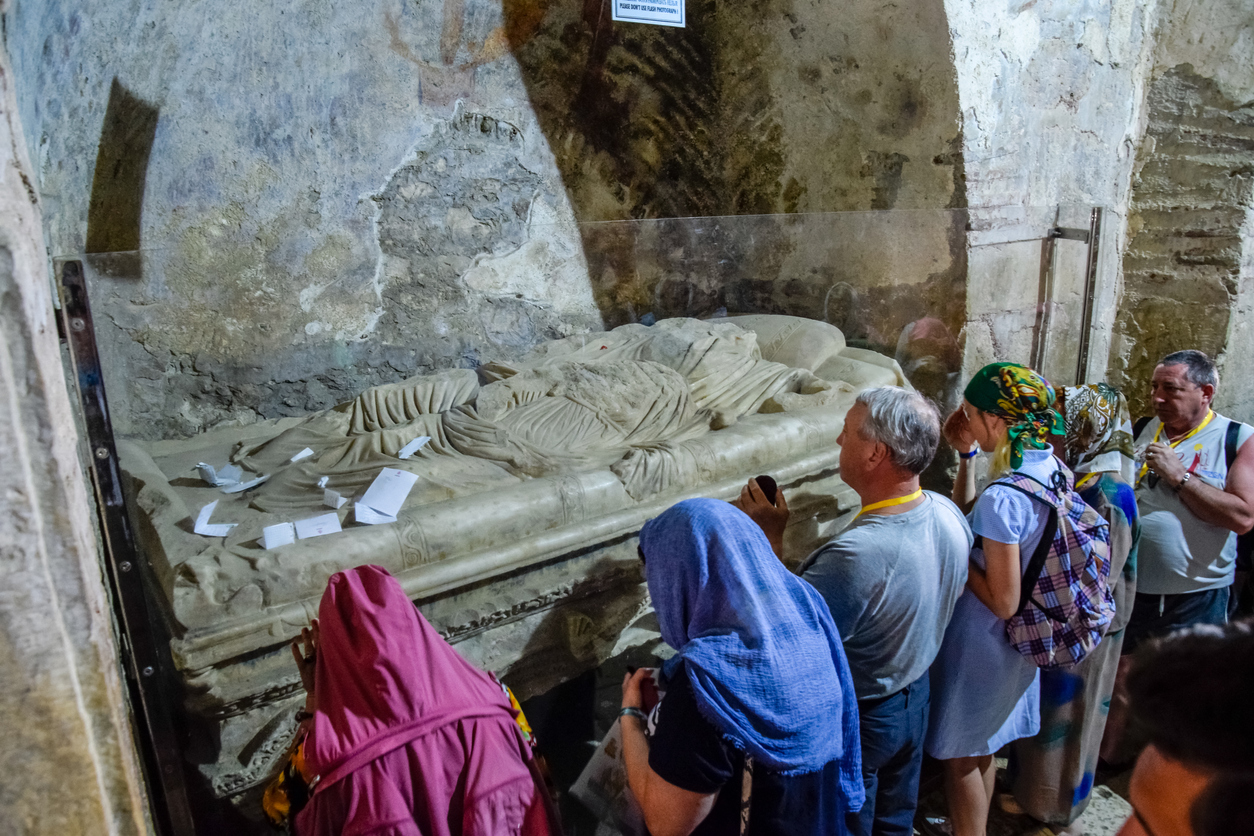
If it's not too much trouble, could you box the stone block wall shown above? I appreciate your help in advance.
[1108,0,1254,420]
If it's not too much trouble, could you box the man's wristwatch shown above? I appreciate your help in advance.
[1174,471,1192,492]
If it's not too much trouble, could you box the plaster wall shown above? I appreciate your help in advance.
[8,0,965,441]
[1109,0,1254,421]
[945,0,1157,386]
[0,35,149,836]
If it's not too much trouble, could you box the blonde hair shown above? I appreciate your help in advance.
[971,406,1014,479]
[989,433,1014,479]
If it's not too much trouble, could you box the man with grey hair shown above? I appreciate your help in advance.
[740,386,971,836]
[1127,349,1254,650]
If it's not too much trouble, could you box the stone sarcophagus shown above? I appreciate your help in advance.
[118,315,906,803]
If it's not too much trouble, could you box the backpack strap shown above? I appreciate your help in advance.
[1133,416,1152,441]
[982,478,1062,617]
[1226,419,1241,470]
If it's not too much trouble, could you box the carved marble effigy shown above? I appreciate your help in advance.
[118,315,907,803]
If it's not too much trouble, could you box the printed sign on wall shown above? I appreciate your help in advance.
[612,0,685,28]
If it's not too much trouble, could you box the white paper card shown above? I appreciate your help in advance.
[612,0,684,27]
[354,503,398,526]
[316,476,329,489]
[262,522,296,550]
[323,489,348,509]
[221,474,271,494]
[295,513,342,540]
[194,500,237,537]
[397,436,431,459]
[290,447,315,462]
[359,468,419,519]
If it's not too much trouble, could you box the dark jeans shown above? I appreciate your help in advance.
[845,675,930,836]
[1123,587,1229,654]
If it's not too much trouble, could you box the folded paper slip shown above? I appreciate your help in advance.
[354,467,419,524]
[194,500,236,537]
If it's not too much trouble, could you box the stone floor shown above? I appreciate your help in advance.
[534,642,1137,836]
[914,759,1133,836]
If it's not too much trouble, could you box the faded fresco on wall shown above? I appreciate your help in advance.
[12,0,965,439]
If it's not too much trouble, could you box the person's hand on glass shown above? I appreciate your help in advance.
[291,620,320,714]
[943,407,976,455]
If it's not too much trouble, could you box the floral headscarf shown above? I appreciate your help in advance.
[963,362,1063,470]
[1062,383,1136,484]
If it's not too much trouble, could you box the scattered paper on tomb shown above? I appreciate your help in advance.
[323,488,348,509]
[196,462,242,487]
[294,513,342,539]
[354,467,419,525]
[194,500,236,537]
[290,447,315,462]
[397,436,431,459]
[317,476,329,488]
[220,474,271,494]
[354,504,397,525]
[262,522,296,550]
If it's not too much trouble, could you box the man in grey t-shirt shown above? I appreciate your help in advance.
[742,387,970,836]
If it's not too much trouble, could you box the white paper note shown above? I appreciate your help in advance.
[397,436,431,459]
[323,488,348,509]
[262,522,296,550]
[221,474,271,494]
[358,467,419,520]
[316,476,329,489]
[295,513,343,540]
[290,447,315,463]
[194,500,237,537]
[354,503,398,526]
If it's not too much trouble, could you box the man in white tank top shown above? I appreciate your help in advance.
[1127,350,1254,650]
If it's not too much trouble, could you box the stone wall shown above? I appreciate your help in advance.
[1109,0,1254,420]
[0,35,150,836]
[945,0,1158,388]
[7,0,965,441]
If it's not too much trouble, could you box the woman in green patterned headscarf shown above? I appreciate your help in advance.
[930,363,1069,836]
[960,362,1065,476]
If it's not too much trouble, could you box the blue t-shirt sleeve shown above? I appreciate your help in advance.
[971,484,1038,546]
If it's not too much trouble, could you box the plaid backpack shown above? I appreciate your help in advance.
[987,466,1115,668]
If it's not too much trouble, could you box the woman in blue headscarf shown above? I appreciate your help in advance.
[619,498,864,836]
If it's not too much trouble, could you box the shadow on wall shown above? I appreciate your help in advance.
[499,0,969,368]
[86,78,159,276]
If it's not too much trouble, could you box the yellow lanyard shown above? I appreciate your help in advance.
[1074,472,1098,491]
[854,488,923,520]
[1138,409,1214,483]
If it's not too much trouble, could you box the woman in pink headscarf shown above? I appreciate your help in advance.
[287,564,557,836]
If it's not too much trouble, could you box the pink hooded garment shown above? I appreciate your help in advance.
[294,565,554,836]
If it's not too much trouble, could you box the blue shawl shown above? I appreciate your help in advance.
[640,499,864,808]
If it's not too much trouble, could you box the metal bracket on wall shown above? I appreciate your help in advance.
[1073,208,1103,384]
[1048,225,1092,243]
[57,260,196,836]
